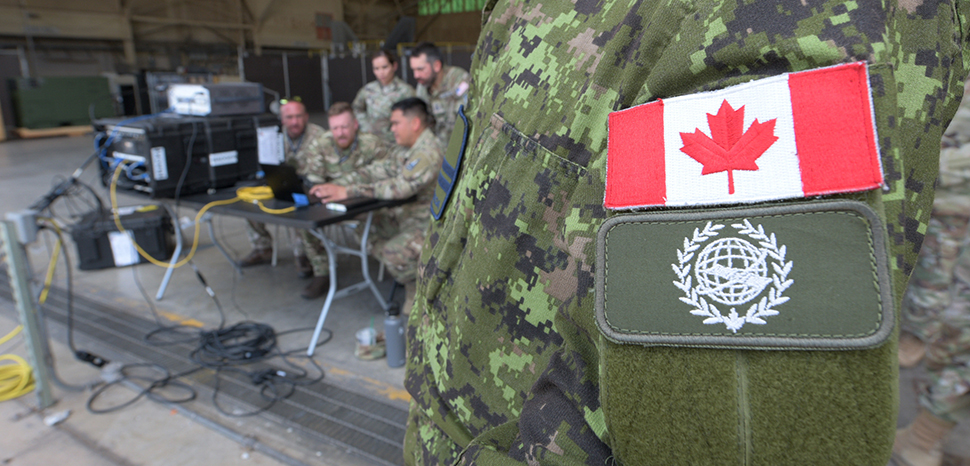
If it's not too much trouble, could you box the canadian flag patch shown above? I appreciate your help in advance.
[605,62,882,209]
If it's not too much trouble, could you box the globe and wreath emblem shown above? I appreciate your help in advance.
[672,220,794,333]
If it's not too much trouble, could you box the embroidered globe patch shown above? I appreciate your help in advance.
[595,201,893,349]
[673,219,793,333]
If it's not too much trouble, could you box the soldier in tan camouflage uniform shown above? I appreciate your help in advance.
[311,97,443,311]
[243,101,389,299]
[241,100,327,274]
[409,42,470,149]
[353,49,415,145]
[297,102,390,299]
[893,80,970,466]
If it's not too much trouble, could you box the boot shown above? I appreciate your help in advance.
[295,254,312,278]
[301,275,330,300]
[892,410,956,466]
[239,248,272,267]
[899,331,927,368]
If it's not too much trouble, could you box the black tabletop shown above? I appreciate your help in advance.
[173,188,415,230]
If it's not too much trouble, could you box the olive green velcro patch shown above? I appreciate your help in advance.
[595,200,893,350]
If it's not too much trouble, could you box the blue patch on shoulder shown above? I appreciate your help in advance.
[431,105,470,220]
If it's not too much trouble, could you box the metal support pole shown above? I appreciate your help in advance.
[17,45,30,79]
[400,50,408,82]
[237,45,246,81]
[155,204,183,300]
[321,55,330,111]
[282,53,291,98]
[0,220,54,409]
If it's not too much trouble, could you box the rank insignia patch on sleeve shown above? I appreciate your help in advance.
[432,104,469,220]
[605,62,883,210]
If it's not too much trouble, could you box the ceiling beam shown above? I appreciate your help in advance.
[130,15,252,30]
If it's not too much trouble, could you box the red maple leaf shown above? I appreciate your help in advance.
[679,100,779,194]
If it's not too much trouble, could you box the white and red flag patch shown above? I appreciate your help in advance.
[604,62,882,210]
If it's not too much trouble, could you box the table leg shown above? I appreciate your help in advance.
[155,205,183,301]
[202,212,243,275]
[357,212,388,311]
[304,212,390,356]
[307,231,339,357]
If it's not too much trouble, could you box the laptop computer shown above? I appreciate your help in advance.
[261,164,320,205]
[261,164,384,211]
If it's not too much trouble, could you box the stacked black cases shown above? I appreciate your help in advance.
[97,113,279,198]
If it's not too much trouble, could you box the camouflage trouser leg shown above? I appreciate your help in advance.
[246,220,273,250]
[250,220,305,256]
[370,215,426,284]
[919,316,970,423]
[403,281,417,316]
[292,232,305,258]
[901,192,970,342]
[910,192,970,423]
[300,229,329,277]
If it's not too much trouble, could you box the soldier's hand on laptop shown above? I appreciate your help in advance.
[309,183,348,203]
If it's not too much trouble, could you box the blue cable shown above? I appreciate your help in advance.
[98,108,175,180]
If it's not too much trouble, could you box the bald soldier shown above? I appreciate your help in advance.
[240,99,326,275]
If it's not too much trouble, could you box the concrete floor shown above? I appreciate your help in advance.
[0,124,408,465]
[0,129,968,465]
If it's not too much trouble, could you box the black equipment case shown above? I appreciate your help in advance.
[95,113,280,198]
[70,206,174,270]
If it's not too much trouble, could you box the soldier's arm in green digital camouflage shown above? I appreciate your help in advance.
[404,0,970,465]
[471,1,970,463]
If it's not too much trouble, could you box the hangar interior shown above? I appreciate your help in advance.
[0,1,964,465]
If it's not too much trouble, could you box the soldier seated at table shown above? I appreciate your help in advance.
[243,101,390,300]
[310,97,444,313]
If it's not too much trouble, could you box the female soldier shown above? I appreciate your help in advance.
[352,49,415,145]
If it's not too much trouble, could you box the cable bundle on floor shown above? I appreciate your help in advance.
[0,324,34,402]
[191,322,277,368]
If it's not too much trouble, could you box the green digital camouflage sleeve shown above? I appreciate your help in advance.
[404,0,970,465]
[344,128,442,201]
